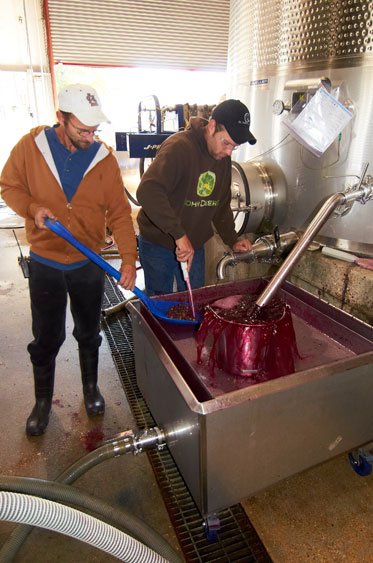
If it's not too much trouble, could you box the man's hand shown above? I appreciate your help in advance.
[232,238,252,252]
[118,264,136,291]
[34,207,57,230]
[175,235,194,267]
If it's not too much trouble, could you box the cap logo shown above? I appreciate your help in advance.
[238,112,250,126]
[86,93,99,107]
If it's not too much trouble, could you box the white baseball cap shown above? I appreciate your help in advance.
[58,83,110,126]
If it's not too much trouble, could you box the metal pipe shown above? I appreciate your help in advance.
[216,251,252,280]
[102,300,130,317]
[108,427,167,455]
[216,231,299,280]
[255,185,372,309]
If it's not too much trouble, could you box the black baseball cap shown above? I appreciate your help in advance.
[212,99,257,145]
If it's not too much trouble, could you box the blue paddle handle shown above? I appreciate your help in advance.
[45,218,150,305]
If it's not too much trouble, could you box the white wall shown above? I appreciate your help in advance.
[0,0,48,70]
[0,0,54,170]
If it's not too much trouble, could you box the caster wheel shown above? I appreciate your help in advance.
[206,529,219,542]
[349,452,372,476]
[204,513,220,542]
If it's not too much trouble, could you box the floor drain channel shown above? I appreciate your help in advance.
[101,276,272,563]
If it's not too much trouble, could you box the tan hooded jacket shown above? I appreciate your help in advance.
[0,126,137,266]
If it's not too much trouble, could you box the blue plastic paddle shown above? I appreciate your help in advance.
[45,218,201,325]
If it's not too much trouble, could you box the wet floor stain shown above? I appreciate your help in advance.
[80,426,105,452]
[52,398,64,408]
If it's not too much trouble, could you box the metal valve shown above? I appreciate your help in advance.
[334,163,372,217]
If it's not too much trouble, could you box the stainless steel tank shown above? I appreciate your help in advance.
[127,280,373,516]
[228,0,373,257]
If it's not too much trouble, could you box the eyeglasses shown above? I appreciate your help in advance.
[69,121,101,137]
[219,137,239,151]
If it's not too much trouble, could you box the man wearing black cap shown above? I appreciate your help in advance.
[136,98,257,296]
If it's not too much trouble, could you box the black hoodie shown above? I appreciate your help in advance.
[136,117,238,250]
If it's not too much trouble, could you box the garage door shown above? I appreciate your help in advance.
[45,0,230,71]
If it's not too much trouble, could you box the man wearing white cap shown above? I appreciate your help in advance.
[0,84,138,436]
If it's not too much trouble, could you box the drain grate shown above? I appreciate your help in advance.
[101,276,272,563]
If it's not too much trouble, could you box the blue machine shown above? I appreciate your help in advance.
[115,95,185,159]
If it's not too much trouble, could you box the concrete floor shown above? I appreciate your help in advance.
[1,203,373,562]
[0,208,180,562]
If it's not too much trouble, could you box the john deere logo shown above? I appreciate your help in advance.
[197,171,216,197]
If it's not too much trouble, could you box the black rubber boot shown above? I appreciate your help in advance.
[26,361,55,436]
[79,348,105,416]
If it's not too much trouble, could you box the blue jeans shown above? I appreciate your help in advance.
[138,235,205,296]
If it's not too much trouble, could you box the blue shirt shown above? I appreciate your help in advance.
[45,125,100,202]
[33,125,100,270]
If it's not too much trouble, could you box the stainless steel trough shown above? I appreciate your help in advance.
[127,279,373,517]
